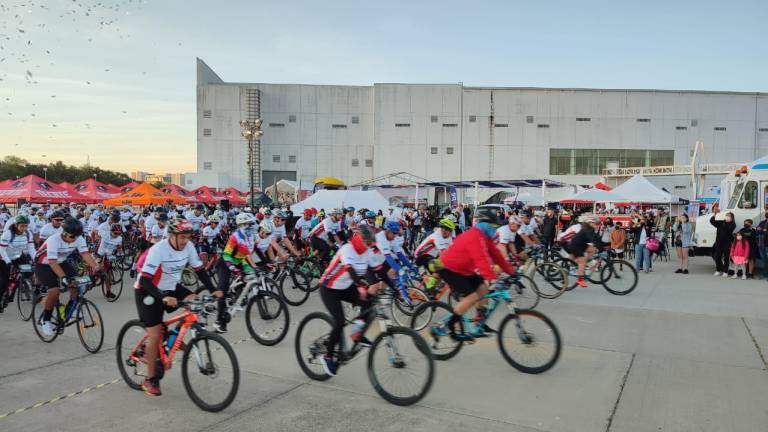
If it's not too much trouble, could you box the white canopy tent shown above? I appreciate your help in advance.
[611,174,681,203]
[290,190,392,214]
[564,189,629,203]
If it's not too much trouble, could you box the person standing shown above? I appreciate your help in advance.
[540,207,558,251]
[738,219,758,278]
[631,216,654,273]
[673,214,694,274]
[710,209,736,277]
[756,213,768,279]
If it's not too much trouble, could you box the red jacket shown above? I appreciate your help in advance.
[440,226,514,280]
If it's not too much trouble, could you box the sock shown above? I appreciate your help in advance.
[42,309,52,322]
[425,276,437,290]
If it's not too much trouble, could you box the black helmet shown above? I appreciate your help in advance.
[474,207,503,226]
[195,204,205,211]
[62,217,84,237]
[50,210,67,220]
[110,214,121,224]
[157,212,169,222]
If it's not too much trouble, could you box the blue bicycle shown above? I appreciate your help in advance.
[410,277,561,374]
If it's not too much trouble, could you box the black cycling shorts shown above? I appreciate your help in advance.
[134,285,194,327]
[35,261,77,289]
[415,254,433,269]
[437,269,484,296]
[563,242,587,258]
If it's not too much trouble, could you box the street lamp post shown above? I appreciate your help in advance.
[43,167,48,181]
[240,119,263,209]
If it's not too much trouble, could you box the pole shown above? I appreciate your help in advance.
[249,139,255,209]
[474,182,479,207]
[414,183,419,208]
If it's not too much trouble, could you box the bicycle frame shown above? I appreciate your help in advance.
[437,287,517,336]
[128,310,201,371]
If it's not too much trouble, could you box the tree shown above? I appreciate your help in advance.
[0,156,132,185]
[150,181,165,189]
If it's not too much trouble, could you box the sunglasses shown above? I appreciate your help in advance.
[52,218,64,222]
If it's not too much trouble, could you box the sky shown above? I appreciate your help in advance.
[1,0,766,174]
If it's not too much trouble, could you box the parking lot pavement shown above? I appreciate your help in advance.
[0,255,766,432]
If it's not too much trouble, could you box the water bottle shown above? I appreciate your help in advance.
[65,300,77,320]
[166,325,180,351]
[350,319,365,342]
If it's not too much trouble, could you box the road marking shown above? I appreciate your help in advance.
[0,378,120,421]
[605,352,636,432]
[741,317,768,370]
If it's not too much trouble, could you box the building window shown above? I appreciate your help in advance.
[430,147,438,154]
[494,123,508,128]
[469,115,477,123]
[351,116,359,124]
[759,128,768,132]
[269,123,285,128]
[351,159,359,167]
[332,124,347,129]
[203,128,211,136]
[549,148,674,175]
[576,117,591,122]
[202,110,212,118]
[430,115,438,123]
[676,126,688,130]
[365,159,373,167]
[714,127,726,131]
[636,118,651,123]
[395,123,411,127]
[442,123,458,128]
[203,162,212,170]
[272,155,280,163]
[288,155,296,163]
[738,181,758,209]
[691,119,698,127]
[288,115,296,123]
[446,147,454,155]
[526,115,534,124]
[537,124,550,128]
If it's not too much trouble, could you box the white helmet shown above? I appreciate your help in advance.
[260,223,273,234]
[236,212,256,225]
[207,215,221,223]
[176,205,185,211]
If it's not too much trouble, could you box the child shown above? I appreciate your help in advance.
[730,233,750,280]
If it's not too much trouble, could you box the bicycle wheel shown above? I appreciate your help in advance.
[294,312,334,381]
[601,260,638,295]
[410,301,464,360]
[531,262,567,299]
[278,270,310,306]
[16,279,35,321]
[391,287,430,328]
[117,251,134,271]
[110,264,124,285]
[32,296,59,343]
[586,259,606,284]
[367,326,434,406]
[102,271,123,303]
[497,310,561,374]
[555,257,580,291]
[181,331,240,412]
[289,265,313,292]
[77,299,104,353]
[115,319,148,390]
[507,274,540,310]
[245,290,289,346]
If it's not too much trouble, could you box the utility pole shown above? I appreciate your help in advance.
[240,119,264,209]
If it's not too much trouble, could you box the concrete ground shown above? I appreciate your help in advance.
[0,254,766,432]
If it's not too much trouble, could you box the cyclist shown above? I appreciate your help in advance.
[308,208,343,266]
[560,213,602,288]
[319,226,379,376]
[293,209,314,247]
[265,210,301,261]
[35,217,101,336]
[414,218,456,293]
[434,208,514,341]
[199,214,222,270]
[359,210,377,228]
[119,206,134,231]
[150,213,169,244]
[214,212,258,333]
[518,211,540,247]
[496,216,527,262]
[0,215,36,312]
[38,210,66,244]
[375,221,419,291]
[186,204,207,233]
[96,224,124,299]
[134,218,219,396]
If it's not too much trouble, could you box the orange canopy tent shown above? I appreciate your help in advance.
[0,175,90,204]
[73,179,121,202]
[162,184,199,204]
[103,183,186,206]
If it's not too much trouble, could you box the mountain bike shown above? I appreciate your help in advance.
[115,295,240,412]
[295,290,434,406]
[271,257,311,306]
[411,277,561,374]
[561,250,638,295]
[2,261,36,320]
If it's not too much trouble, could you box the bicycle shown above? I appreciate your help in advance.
[2,261,36,321]
[519,246,569,299]
[295,290,434,406]
[32,275,104,353]
[196,267,290,346]
[115,295,240,412]
[562,250,638,295]
[410,277,561,374]
[95,255,124,302]
[271,257,311,306]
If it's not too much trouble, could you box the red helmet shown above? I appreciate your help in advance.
[303,209,313,216]
[256,213,265,221]
[311,208,318,215]
[167,218,194,235]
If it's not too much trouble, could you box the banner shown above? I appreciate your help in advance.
[448,186,458,208]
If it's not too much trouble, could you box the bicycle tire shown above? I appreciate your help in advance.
[507,274,540,310]
[245,290,289,346]
[409,301,464,361]
[16,279,35,321]
[367,326,434,406]
[77,299,104,353]
[294,312,334,381]
[497,310,561,374]
[555,257,580,291]
[110,264,124,285]
[181,331,240,412]
[601,259,638,295]
[586,258,607,284]
[531,262,568,299]
[115,319,147,390]
[278,269,310,306]
[391,287,430,328]
[32,296,59,343]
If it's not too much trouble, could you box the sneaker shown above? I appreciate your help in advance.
[41,320,54,337]
[213,321,228,334]
[742,275,747,280]
[105,292,117,299]
[129,269,137,279]
[141,378,162,397]
[683,269,689,274]
[320,355,339,377]
[722,273,729,278]
[576,278,588,288]
[714,271,721,276]
[732,274,738,279]
[430,324,449,338]
[674,269,683,274]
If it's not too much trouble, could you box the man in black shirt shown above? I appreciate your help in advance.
[540,208,558,251]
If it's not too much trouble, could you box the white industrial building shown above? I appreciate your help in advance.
[187,58,768,200]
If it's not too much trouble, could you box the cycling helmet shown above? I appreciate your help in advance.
[51,210,67,220]
[244,206,252,213]
[62,217,84,237]
[195,204,205,211]
[13,214,30,225]
[263,208,272,216]
[330,208,342,215]
[578,213,601,224]
[303,209,313,216]
[207,215,221,223]
[236,212,256,225]
[474,207,504,226]
[438,218,457,231]
[259,224,272,234]
[365,210,376,218]
[156,212,169,222]
[384,220,401,234]
[446,214,458,223]
[167,218,194,235]
[508,216,522,225]
[176,205,185,211]
[345,206,355,213]
[317,211,326,218]
[274,210,288,219]
[356,225,376,244]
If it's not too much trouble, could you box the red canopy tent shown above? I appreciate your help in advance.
[0,175,90,204]
[218,188,246,205]
[192,186,222,205]
[73,179,121,202]
[162,184,199,204]
[119,182,140,193]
